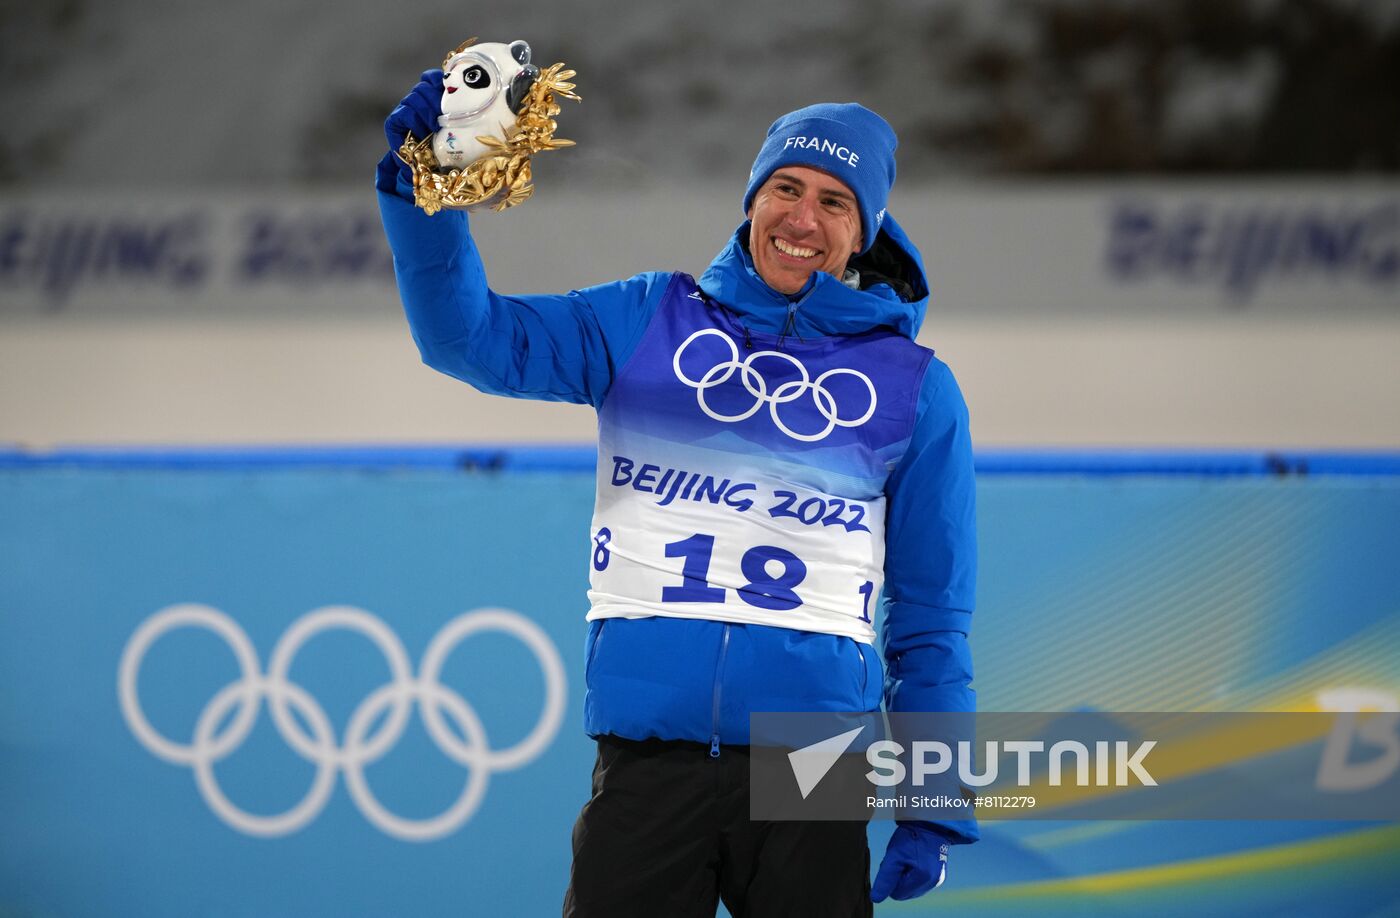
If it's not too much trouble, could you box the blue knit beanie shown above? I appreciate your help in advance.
[742,103,898,255]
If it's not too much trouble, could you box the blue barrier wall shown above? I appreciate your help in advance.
[2,450,1398,917]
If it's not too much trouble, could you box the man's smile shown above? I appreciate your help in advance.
[772,237,821,260]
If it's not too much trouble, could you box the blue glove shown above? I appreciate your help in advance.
[375,69,445,197]
[871,822,950,903]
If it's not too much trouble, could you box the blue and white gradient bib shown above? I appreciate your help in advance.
[586,276,930,643]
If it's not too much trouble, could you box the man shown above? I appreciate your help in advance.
[377,74,977,917]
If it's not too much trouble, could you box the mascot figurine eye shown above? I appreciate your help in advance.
[432,39,540,171]
[462,65,489,88]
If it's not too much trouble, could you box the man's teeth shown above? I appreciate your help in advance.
[774,238,818,259]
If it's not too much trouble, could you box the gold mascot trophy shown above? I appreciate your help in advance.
[396,38,578,214]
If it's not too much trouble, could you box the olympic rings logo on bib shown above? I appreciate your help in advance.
[118,603,566,842]
[672,329,877,442]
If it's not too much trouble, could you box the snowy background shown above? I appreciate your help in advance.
[4,0,1397,188]
[1,0,1398,447]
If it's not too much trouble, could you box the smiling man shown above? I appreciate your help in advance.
[748,167,862,294]
[378,95,977,917]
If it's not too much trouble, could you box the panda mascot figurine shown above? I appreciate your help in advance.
[432,40,540,170]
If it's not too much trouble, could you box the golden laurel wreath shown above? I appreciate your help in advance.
[396,39,579,215]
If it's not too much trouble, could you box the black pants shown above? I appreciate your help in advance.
[563,736,872,918]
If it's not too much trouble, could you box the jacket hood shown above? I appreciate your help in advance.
[697,212,930,341]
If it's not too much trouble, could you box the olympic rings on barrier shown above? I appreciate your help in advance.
[672,329,878,442]
[118,604,566,842]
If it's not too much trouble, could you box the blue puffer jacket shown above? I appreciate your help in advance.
[377,173,978,844]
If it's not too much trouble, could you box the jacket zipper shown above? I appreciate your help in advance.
[710,624,731,758]
[777,302,799,350]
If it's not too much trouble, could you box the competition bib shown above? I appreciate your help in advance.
[586,276,930,644]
